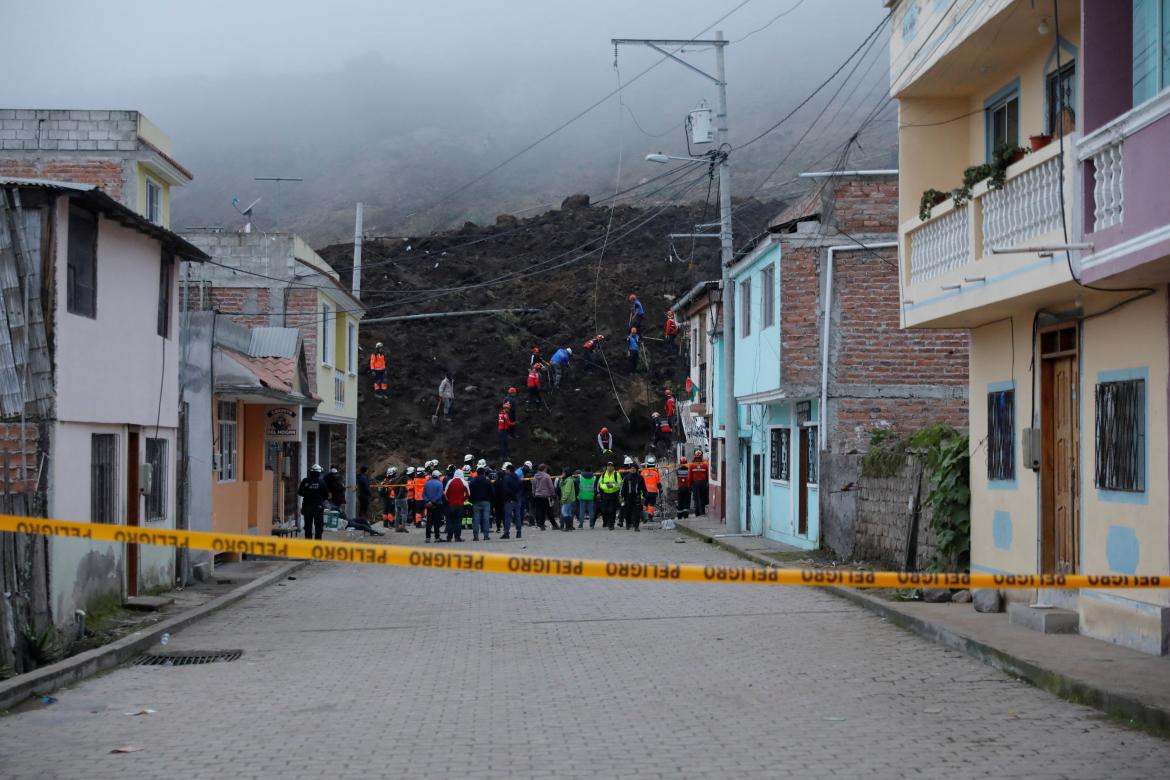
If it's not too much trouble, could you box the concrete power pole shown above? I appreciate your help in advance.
[613,31,738,532]
[346,202,362,519]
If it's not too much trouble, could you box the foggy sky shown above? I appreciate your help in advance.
[2,0,893,241]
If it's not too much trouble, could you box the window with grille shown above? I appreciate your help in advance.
[91,434,118,524]
[770,428,790,481]
[1095,379,1144,492]
[806,427,819,484]
[740,279,751,337]
[145,438,168,522]
[217,400,237,482]
[68,206,97,318]
[987,389,1015,481]
[761,266,775,328]
[335,375,346,410]
[1046,61,1076,135]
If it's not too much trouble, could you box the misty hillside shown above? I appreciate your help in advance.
[319,192,780,472]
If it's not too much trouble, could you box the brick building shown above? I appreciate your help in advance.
[724,171,968,552]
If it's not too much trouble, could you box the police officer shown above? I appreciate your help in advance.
[297,464,329,540]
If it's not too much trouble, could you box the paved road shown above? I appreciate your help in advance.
[2,525,1168,779]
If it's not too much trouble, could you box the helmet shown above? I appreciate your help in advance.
[694,449,703,458]
[524,460,533,470]
[532,347,540,353]
[679,456,688,464]
[405,466,415,476]
[601,427,609,434]
[502,461,513,469]
[477,458,487,469]
[462,465,471,474]
[446,464,455,472]
[431,470,442,478]
[566,348,572,356]
[623,455,634,466]
[375,342,384,349]
[652,412,660,418]
[630,327,638,334]
[464,453,474,463]
[646,455,657,465]
[310,463,323,472]
[628,294,637,302]
[329,466,338,474]
[508,387,517,395]
[387,466,399,476]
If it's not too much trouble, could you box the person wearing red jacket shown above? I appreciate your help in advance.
[525,362,544,411]
[497,406,515,461]
[443,470,469,542]
[688,450,710,517]
[664,311,680,354]
[582,334,605,372]
[665,389,677,419]
[674,456,691,520]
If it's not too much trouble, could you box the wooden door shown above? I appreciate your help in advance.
[1040,327,1079,574]
[126,431,140,597]
[798,428,810,536]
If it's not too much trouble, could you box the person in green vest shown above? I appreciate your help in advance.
[557,466,577,532]
[598,461,622,529]
[576,466,598,528]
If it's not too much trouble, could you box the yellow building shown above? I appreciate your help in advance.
[890,0,1168,654]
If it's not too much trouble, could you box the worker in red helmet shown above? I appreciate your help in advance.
[628,293,645,330]
[664,388,677,420]
[525,362,544,411]
[627,326,641,373]
[582,333,605,372]
[501,386,519,428]
[597,426,614,455]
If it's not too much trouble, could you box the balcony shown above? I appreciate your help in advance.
[900,141,1077,328]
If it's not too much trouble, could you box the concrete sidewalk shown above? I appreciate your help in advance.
[676,515,1170,733]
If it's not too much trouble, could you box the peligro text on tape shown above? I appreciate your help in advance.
[0,514,1165,590]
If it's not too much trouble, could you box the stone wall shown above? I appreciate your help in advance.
[848,455,938,570]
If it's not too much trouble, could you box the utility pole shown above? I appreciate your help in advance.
[614,30,739,532]
[346,202,362,520]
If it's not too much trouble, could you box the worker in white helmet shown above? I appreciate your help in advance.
[550,345,573,389]
[370,342,388,399]
[297,464,329,539]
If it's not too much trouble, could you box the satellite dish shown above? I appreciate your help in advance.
[231,196,261,233]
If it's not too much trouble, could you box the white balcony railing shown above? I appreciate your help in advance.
[1090,141,1124,232]
[982,153,1063,252]
[908,205,970,283]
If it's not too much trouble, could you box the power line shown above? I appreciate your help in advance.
[732,0,808,43]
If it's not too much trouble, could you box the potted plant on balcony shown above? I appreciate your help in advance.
[989,144,1028,188]
[1028,133,1053,152]
[919,188,948,221]
[952,163,993,207]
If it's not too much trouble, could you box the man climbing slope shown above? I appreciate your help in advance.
[550,346,572,389]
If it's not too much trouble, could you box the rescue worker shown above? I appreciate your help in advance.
[665,389,677,421]
[492,463,507,534]
[628,293,645,331]
[689,450,710,517]
[379,467,396,528]
[557,466,577,531]
[438,374,455,418]
[469,465,494,541]
[582,334,605,372]
[619,455,646,531]
[529,346,541,368]
[422,469,446,542]
[297,464,329,540]
[525,362,544,410]
[664,311,680,354]
[627,327,641,373]
[409,467,426,526]
[675,456,692,520]
[460,465,475,533]
[597,426,614,455]
[598,460,622,529]
[576,466,597,528]
[501,463,523,539]
[640,455,661,522]
[370,343,388,398]
[463,453,475,470]
[530,463,558,530]
[518,460,534,525]
[550,347,572,388]
[503,387,519,424]
[326,467,347,522]
[652,412,672,452]
[497,405,515,460]
[391,467,410,533]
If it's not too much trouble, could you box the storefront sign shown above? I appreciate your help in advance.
[265,406,301,440]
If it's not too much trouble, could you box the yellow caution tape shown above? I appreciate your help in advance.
[0,514,1164,589]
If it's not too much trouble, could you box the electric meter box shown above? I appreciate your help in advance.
[689,104,714,144]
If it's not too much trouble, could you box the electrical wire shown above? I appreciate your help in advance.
[593,55,628,330]
[732,0,808,43]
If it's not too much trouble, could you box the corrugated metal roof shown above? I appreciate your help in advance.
[0,177,209,260]
[248,327,300,358]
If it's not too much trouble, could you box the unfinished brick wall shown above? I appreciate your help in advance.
[201,286,272,329]
[829,176,899,234]
[284,288,319,395]
[779,245,821,389]
[0,159,124,200]
[0,423,40,494]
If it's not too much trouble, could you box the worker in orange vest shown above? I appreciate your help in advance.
[369,342,388,399]
[640,455,662,521]
[409,468,427,526]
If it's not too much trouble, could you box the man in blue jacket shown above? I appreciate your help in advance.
[422,470,446,543]
[628,293,645,331]
[469,467,494,541]
[550,347,572,389]
[501,464,524,539]
[627,327,641,373]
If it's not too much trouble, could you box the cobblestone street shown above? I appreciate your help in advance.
[2,527,1168,779]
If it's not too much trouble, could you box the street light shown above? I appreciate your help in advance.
[645,153,708,164]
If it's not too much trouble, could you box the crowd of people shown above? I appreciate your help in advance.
[299,449,712,543]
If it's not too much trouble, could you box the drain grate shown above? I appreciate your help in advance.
[135,650,243,666]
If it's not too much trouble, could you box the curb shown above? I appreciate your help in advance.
[0,559,307,711]
[674,521,1170,734]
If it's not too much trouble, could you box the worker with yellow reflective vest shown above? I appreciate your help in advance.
[598,460,622,529]
[369,342,387,399]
